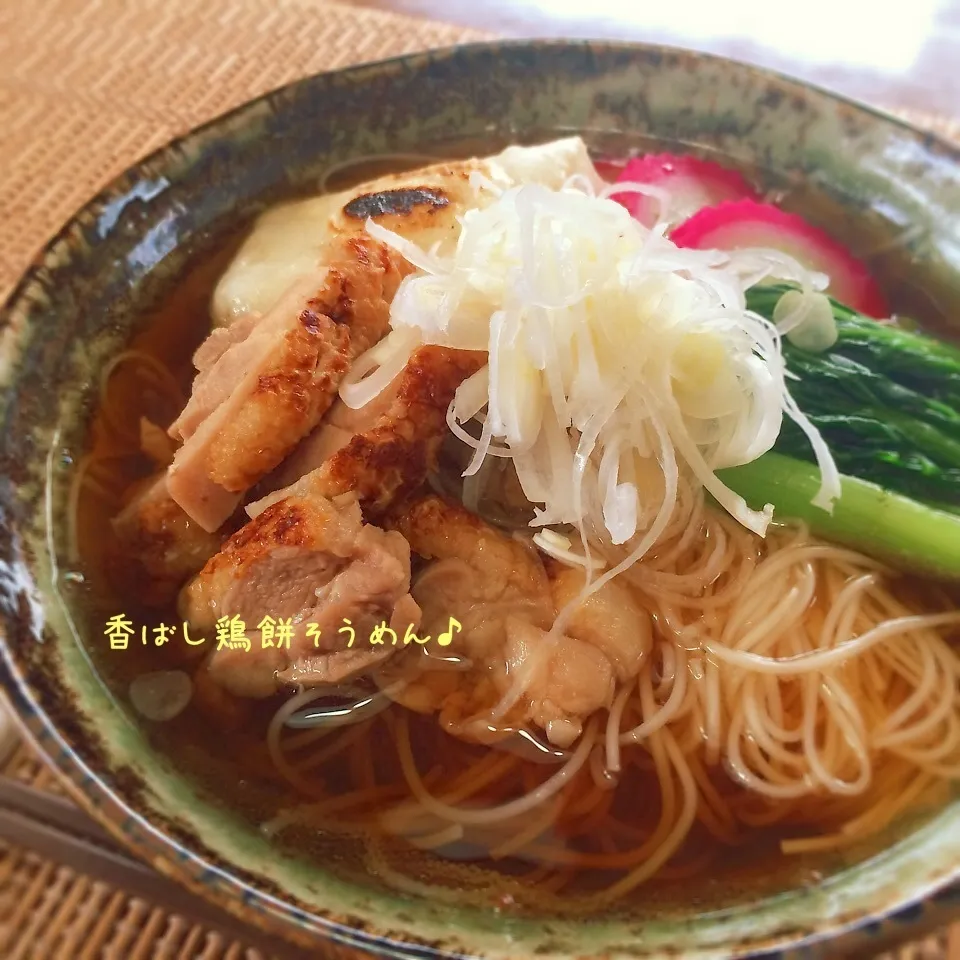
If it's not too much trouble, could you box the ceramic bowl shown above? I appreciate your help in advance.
[2,40,960,959]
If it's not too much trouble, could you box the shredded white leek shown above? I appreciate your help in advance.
[775,289,839,353]
[350,179,839,566]
[533,529,607,571]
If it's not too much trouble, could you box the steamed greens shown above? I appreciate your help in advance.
[748,284,960,513]
[721,286,960,579]
[721,453,960,580]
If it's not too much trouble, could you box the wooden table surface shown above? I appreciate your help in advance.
[345,0,960,118]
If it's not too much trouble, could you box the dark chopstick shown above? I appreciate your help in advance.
[0,775,315,959]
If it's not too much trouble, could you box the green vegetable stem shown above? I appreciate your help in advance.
[719,453,960,580]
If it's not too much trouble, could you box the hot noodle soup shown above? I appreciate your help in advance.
[72,138,960,913]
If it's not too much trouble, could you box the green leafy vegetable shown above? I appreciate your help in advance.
[718,453,960,580]
[717,286,960,579]
[746,284,960,513]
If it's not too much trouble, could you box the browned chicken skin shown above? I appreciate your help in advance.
[181,490,420,699]
[254,345,486,513]
[180,346,482,699]
[166,234,412,532]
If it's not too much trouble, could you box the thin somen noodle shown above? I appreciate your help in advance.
[255,478,960,909]
[67,349,187,562]
[83,347,960,907]
[98,349,185,442]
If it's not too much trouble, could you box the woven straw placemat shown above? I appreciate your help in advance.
[1,1,959,957]
[0,0,487,304]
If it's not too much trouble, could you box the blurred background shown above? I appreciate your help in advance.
[349,0,960,117]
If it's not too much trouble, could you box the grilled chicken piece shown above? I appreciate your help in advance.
[181,347,481,699]
[166,234,411,533]
[211,137,602,327]
[390,493,553,627]
[166,138,601,531]
[252,345,486,512]
[110,473,226,607]
[266,368,406,490]
[181,491,420,699]
[388,494,651,747]
[388,493,554,679]
[549,568,652,683]
[502,618,615,747]
[168,311,261,441]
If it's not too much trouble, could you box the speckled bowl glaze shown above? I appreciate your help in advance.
[2,40,960,960]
